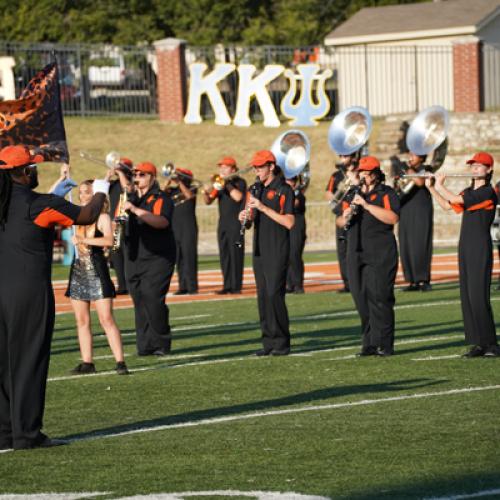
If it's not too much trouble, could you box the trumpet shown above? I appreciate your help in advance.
[79,150,124,169]
[161,161,206,206]
[208,165,254,191]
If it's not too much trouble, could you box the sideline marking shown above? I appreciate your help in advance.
[67,383,500,443]
[412,355,462,361]
[424,488,500,500]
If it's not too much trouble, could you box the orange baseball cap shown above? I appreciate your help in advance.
[176,167,193,178]
[357,155,380,171]
[466,152,494,168]
[251,150,276,167]
[217,156,237,168]
[0,145,44,170]
[134,161,157,176]
[120,157,133,168]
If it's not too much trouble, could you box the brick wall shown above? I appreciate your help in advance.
[453,41,482,113]
[154,38,187,122]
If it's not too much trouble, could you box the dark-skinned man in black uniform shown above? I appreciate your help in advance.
[427,152,499,357]
[204,156,246,294]
[108,156,133,295]
[326,153,358,293]
[0,145,108,450]
[118,161,176,356]
[286,175,306,294]
[240,150,295,356]
[164,167,198,295]
[398,151,433,292]
[337,156,400,357]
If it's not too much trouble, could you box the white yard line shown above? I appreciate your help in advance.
[424,488,500,500]
[66,383,500,443]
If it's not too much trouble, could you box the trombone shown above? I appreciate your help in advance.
[208,165,254,191]
[79,150,124,169]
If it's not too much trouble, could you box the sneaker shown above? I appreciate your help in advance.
[70,362,96,375]
[376,347,394,357]
[484,345,500,357]
[153,348,170,356]
[115,361,130,375]
[462,346,485,358]
[356,347,377,357]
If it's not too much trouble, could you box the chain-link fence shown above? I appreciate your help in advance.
[0,41,157,116]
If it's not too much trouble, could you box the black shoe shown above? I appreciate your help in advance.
[285,287,294,294]
[255,348,273,356]
[419,282,432,292]
[402,283,419,292]
[153,348,170,356]
[187,290,198,295]
[230,289,242,294]
[376,347,394,357]
[36,437,69,448]
[484,345,500,357]
[174,289,188,296]
[115,289,128,295]
[115,361,130,375]
[271,348,291,356]
[293,288,305,294]
[215,289,230,295]
[462,346,485,358]
[337,287,350,294]
[70,362,96,375]
[356,347,377,357]
[137,350,154,356]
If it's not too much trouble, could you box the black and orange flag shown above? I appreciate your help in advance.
[0,62,69,162]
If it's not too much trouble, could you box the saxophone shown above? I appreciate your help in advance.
[112,190,128,251]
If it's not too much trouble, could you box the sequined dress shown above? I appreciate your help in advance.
[65,224,116,301]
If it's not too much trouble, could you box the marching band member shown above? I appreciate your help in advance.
[286,175,306,294]
[326,153,358,293]
[0,145,108,449]
[398,152,433,292]
[66,180,129,375]
[427,152,499,357]
[240,150,295,356]
[108,157,134,295]
[118,161,176,356]
[204,156,246,294]
[164,168,199,295]
[337,156,400,356]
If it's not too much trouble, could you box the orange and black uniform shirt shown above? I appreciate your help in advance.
[341,183,400,256]
[451,185,497,245]
[209,177,247,230]
[0,184,80,281]
[326,167,345,198]
[253,176,294,258]
[125,184,175,260]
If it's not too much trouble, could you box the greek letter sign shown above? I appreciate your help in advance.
[184,63,333,127]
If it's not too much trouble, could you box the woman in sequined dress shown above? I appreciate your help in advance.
[65,180,129,375]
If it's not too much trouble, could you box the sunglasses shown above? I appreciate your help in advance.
[133,171,148,178]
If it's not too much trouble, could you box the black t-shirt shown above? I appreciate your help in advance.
[125,184,176,260]
[326,167,346,196]
[293,189,306,216]
[253,176,294,258]
[211,177,247,229]
[342,183,400,257]
[166,185,197,228]
[0,183,80,280]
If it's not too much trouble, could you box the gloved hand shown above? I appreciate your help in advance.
[51,178,78,197]
[92,179,110,195]
[213,181,224,191]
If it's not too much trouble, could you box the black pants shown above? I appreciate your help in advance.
[459,243,497,347]
[175,224,198,292]
[253,255,290,351]
[218,224,244,292]
[126,255,175,354]
[336,226,349,290]
[347,250,398,351]
[0,279,54,449]
[287,215,306,290]
[109,245,128,292]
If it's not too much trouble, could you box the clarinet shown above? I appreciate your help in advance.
[235,180,262,248]
[339,179,365,240]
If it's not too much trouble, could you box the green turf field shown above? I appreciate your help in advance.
[1,283,500,499]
